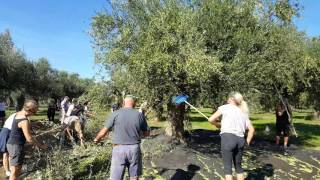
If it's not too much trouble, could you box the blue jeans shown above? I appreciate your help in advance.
[110,144,142,180]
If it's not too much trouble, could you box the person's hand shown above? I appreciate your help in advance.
[93,138,99,144]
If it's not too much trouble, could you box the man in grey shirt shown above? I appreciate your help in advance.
[94,96,150,180]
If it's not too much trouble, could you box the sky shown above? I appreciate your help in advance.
[0,0,109,79]
[294,0,320,37]
[0,0,319,79]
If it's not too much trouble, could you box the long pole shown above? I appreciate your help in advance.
[35,127,61,137]
[184,101,209,120]
[274,85,298,137]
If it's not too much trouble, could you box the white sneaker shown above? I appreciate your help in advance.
[5,171,11,177]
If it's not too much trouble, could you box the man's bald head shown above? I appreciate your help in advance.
[123,96,136,108]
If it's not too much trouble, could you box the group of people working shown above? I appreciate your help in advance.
[59,96,92,147]
[93,92,255,180]
[0,96,92,180]
[0,92,292,180]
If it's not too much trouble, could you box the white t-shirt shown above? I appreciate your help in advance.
[66,104,75,117]
[218,104,251,137]
[4,113,16,129]
[0,102,6,111]
[63,116,78,125]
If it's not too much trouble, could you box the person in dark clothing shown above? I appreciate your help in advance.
[111,103,120,112]
[6,100,47,180]
[70,104,84,117]
[47,100,56,122]
[275,103,291,149]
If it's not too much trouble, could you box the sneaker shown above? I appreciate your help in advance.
[5,171,11,177]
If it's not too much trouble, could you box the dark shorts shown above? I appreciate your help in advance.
[110,144,142,180]
[221,133,245,175]
[7,144,25,166]
[0,128,11,153]
[0,111,5,118]
[276,124,290,136]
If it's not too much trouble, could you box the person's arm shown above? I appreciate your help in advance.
[94,127,109,143]
[94,112,117,143]
[246,122,255,145]
[19,121,47,149]
[208,110,222,128]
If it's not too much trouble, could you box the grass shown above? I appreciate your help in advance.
[148,108,320,150]
[251,110,320,150]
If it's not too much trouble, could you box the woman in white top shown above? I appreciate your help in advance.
[60,96,69,124]
[0,100,6,127]
[208,92,255,180]
[66,98,78,117]
[0,113,16,177]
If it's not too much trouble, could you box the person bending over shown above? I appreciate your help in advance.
[62,116,84,146]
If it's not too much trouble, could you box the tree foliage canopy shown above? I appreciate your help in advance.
[0,30,94,102]
[90,0,320,137]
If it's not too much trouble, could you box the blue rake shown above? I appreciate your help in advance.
[172,94,209,120]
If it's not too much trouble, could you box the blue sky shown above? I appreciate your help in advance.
[294,0,320,37]
[0,0,109,78]
[0,0,319,79]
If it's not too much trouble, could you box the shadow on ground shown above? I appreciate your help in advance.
[142,129,320,180]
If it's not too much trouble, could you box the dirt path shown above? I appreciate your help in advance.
[141,129,320,180]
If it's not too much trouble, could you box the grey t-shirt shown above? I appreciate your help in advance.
[104,108,149,144]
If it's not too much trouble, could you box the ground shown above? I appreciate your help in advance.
[141,130,320,180]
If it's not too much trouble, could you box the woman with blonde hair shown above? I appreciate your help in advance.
[208,92,255,180]
[6,99,47,180]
